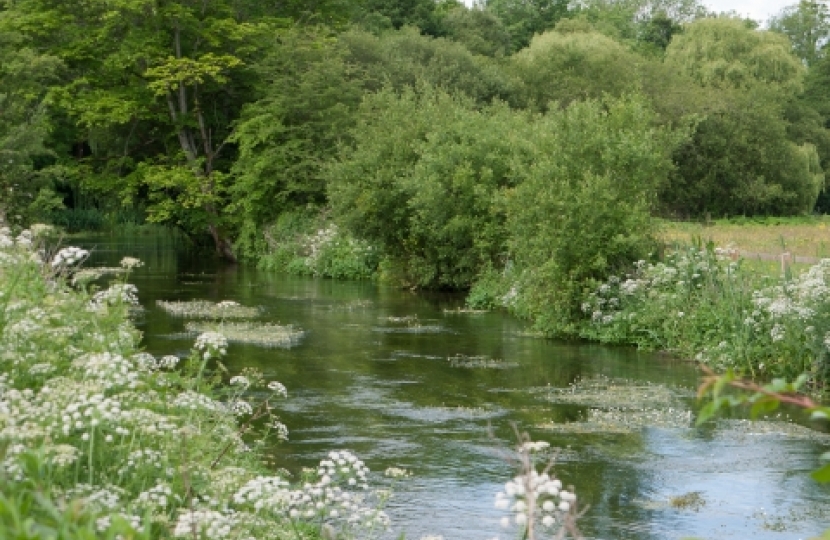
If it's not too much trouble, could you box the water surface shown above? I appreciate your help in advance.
[80,233,830,540]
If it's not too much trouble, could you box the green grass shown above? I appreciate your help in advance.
[659,216,830,259]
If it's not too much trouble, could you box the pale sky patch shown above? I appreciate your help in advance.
[704,0,795,23]
[461,0,800,25]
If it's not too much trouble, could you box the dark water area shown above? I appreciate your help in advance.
[78,232,830,540]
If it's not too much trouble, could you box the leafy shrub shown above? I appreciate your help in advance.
[505,95,685,336]
[327,85,535,289]
[583,242,830,385]
[510,25,641,111]
[340,27,520,105]
[258,211,379,280]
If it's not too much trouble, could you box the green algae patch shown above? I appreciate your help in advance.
[443,307,489,315]
[670,491,706,511]
[546,376,690,410]
[185,321,304,348]
[447,354,518,370]
[539,407,694,434]
[538,376,693,433]
[373,316,447,334]
[158,300,261,319]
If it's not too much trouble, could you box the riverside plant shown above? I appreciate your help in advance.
[0,225,393,539]
[259,219,379,281]
[493,427,584,540]
[580,243,830,385]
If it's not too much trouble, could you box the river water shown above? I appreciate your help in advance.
[80,233,830,540]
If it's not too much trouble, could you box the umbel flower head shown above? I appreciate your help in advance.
[494,429,583,539]
[194,332,228,359]
[51,247,89,268]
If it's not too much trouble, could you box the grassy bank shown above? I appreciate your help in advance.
[659,216,830,260]
[252,213,830,388]
[579,237,830,388]
[0,226,391,539]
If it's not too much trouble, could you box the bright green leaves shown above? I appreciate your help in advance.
[665,17,805,93]
[769,0,830,67]
[511,26,642,110]
[146,54,243,96]
[506,95,686,335]
[327,85,534,288]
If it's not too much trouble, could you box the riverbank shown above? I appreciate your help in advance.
[251,214,830,386]
[579,219,830,386]
[0,226,391,539]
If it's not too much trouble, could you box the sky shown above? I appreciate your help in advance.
[705,0,794,22]
[461,1,798,25]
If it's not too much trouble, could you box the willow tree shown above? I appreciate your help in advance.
[510,23,641,110]
[662,17,824,217]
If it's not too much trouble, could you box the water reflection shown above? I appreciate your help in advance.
[79,233,830,540]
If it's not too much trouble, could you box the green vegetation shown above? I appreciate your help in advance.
[3,0,830,393]
[0,226,395,539]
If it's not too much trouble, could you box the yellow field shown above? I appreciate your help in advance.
[659,218,830,260]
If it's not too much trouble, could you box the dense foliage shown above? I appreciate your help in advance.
[2,0,830,334]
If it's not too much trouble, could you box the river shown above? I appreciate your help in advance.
[79,232,830,540]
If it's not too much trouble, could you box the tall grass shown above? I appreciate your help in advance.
[580,242,830,386]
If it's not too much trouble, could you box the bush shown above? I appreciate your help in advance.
[581,243,830,385]
[258,211,379,280]
[327,85,535,289]
[504,95,685,336]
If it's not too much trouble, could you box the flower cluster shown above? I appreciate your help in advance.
[51,247,89,268]
[494,435,582,539]
[0,232,397,540]
[90,283,140,310]
[172,509,237,539]
[230,451,389,533]
[194,331,229,359]
[119,257,143,269]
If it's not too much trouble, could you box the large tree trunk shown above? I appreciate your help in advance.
[165,24,237,263]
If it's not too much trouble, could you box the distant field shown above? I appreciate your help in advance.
[659,216,830,260]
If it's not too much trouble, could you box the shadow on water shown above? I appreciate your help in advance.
[78,232,830,540]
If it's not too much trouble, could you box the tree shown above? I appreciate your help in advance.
[568,0,708,47]
[1,0,269,260]
[484,0,571,52]
[228,27,365,257]
[440,5,512,56]
[359,0,442,34]
[0,28,63,225]
[340,27,520,105]
[769,0,830,67]
[326,85,536,289]
[665,16,804,93]
[506,95,683,336]
[661,17,824,217]
[510,24,641,110]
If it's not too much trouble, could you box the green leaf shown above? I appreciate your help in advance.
[695,401,718,426]
[811,462,830,483]
[750,397,780,419]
